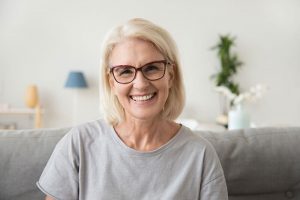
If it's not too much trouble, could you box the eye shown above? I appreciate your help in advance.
[143,64,160,73]
[114,66,135,76]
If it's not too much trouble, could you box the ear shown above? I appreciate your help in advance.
[167,64,175,88]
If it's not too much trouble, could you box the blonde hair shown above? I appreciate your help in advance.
[100,18,185,126]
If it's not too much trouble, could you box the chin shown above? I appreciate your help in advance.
[126,109,163,121]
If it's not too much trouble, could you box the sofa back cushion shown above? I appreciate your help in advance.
[0,128,70,200]
[1,126,300,200]
[197,127,300,200]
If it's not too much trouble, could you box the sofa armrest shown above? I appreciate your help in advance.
[0,128,70,200]
[196,127,300,199]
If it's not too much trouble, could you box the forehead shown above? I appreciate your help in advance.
[109,38,164,66]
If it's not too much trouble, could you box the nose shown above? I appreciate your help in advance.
[132,70,150,88]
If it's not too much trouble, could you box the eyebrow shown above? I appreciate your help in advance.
[110,59,167,68]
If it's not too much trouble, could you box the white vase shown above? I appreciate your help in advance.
[228,104,250,130]
[216,94,230,126]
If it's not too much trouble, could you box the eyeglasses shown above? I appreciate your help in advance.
[110,60,170,84]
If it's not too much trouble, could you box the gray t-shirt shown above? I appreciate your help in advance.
[37,119,228,200]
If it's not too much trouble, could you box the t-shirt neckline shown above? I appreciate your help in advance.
[109,124,185,157]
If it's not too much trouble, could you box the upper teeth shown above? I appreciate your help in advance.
[131,94,154,101]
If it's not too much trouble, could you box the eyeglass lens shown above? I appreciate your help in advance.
[111,60,167,84]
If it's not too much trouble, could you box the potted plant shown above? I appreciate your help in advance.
[211,34,243,126]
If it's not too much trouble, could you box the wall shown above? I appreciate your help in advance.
[0,0,299,128]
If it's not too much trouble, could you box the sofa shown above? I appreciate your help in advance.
[0,126,299,200]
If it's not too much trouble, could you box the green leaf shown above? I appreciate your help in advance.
[211,34,243,95]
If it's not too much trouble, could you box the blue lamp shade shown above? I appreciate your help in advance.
[64,71,88,88]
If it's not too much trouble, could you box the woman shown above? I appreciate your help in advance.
[37,18,228,200]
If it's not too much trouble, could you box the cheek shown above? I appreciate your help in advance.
[112,84,131,100]
[158,79,172,97]
[116,87,127,97]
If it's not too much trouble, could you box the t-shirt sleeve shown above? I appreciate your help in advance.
[200,174,228,200]
[36,128,80,200]
[200,141,228,200]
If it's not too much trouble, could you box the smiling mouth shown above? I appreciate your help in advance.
[130,93,156,101]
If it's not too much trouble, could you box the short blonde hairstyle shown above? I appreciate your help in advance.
[100,18,185,126]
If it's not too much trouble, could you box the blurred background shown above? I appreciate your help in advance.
[0,0,299,129]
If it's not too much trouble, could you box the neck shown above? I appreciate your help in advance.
[114,118,180,152]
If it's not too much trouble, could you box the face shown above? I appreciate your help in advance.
[109,38,173,122]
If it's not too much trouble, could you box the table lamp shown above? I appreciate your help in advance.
[65,71,88,88]
[64,71,88,124]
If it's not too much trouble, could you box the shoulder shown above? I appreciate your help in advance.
[58,119,112,148]
[178,126,223,168]
[179,125,217,154]
[182,127,226,184]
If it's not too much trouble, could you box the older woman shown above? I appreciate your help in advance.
[37,18,228,200]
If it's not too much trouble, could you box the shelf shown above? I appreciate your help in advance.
[0,107,44,128]
[0,108,36,115]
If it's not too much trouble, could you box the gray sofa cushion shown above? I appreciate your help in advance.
[1,126,300,200]
[197,127,300,200]
[0,128,70,200]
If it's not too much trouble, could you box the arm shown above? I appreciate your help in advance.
[37,129,79,199]
[199,139,228,199]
